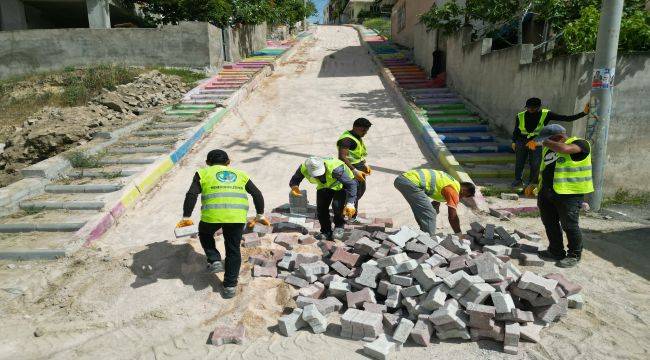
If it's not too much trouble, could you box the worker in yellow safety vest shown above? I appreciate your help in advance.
[534,124,593,268]
[394,169,476,236]
[290,156,357,240]
[176,149,268,299]
[337,118,372,221]
[511,97,589,189]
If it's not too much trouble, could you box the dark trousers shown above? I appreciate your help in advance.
[537,188,584,258]
[352,162,367,215]
[514,141,542,184]
[316,188,346,234]
[198,221,244,287]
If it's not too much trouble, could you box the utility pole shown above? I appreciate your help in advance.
[586,0,624,211]
[303,0,308,31]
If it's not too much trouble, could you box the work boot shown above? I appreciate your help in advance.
[557,256,580,268]
[222,286,237,299]
[332,227,345,240]
[315,232,333,241]
[207,261,224,273]
[539,250,565,261]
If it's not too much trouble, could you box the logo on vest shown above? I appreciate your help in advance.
[216,171,237,183]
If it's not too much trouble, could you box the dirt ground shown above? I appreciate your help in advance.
[0,26,648,360]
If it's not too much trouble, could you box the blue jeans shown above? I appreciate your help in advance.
[514,140,542,184]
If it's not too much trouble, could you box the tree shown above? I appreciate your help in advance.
[420,2,464,35]
[126,0,232,28]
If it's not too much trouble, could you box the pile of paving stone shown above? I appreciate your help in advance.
[242,196,584,358]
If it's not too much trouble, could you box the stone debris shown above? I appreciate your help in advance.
[260,208,583,356]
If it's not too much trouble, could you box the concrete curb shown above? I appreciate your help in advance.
[74,31,314,248]
[350,25,489,213]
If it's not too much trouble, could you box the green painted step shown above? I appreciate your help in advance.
[173,104,216,110]
[427,116,481,124]
[467,167,529,178]
[420,103,467,110]
[165,109,203,116]
[455,154,515,165]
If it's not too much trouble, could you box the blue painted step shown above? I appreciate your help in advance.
[439,133,495,143]
[446,142,512,154]
[433,124,489,133]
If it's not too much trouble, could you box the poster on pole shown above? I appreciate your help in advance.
[591,68,615,89]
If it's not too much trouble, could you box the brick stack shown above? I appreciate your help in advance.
[243,203,582,358]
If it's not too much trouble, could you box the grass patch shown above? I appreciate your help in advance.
[154,67,206,85]
[363,17,391,39]
[480,186,513,197]
[0,65,143,141]
[603,190,650,207]
[65,151,104,168]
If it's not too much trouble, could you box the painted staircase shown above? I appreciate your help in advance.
[363,31,520,189]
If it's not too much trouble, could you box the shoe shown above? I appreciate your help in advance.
[332,227,345,240]
[222,286,237,299]
[557,256,580,268]
[539,250,565,261]
[314,232,333,241]
[207,261,224,273]
[511,180,523,188]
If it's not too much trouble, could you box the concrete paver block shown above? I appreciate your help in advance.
[302,304,328,334]
[209,325,246,346]
[363,334,395,360]
[278,308,308,336]
[392,318,415,344]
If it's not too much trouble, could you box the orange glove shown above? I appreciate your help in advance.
[247,214,270,228]
[353,169,366,182]
[290,186,302,197]
[364,164,372,175]
[343,203,356,218]
[526,140,538,150]
[176,218,194,228]
[583,102,590,114]
[511,143,516,151]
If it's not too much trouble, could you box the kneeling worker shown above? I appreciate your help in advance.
[177,149,268,299]
[394,169,475,236]
[290,156,357,240]
[535,124,593,268]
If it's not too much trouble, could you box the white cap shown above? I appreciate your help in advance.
[304,156,326,177]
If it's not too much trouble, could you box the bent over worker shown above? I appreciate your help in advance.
[394,169,475,236]
[177,149,268,299]
[511,97,589,188]
[290,156,357,241]
[535,125,593,268]
[337,117,372,220]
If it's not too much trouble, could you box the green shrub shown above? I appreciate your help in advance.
[363,17,391,39]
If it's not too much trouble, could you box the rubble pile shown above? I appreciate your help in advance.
[243,198,584,358]
[0,71,190,186]
[92,70,190,113]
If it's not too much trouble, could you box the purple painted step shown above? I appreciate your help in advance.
[415,98,463,105]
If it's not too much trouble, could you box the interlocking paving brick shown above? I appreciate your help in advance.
[567,293,585,309]
[545,272,582,296]
[302,304,328,334]
[330,247,360,267]
[242,232,261,247]
[518,271,558,297]
[392,318,415,344]
[253,265,277,278]
[363,334,395,360]
[412,264,441,290]
[278,308,308,336]
[346,287,377,309]
[410,317,434,346]
[355,260,382,288]
[209,325,246,346]
[387,226,419,248]
[284,274,309,288]
[298,282,326,299]
[491,292,516,314]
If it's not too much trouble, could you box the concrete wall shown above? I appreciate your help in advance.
[412,22,437,76]
[224,23,268,62]
[0,22,224,79]
[444,27,650,193]
[391,0,435,49]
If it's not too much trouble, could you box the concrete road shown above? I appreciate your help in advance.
[1,26,648,360]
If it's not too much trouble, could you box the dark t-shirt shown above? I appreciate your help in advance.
[337,131,366,170]
[540,139,590,192]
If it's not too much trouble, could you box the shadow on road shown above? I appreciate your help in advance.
[129,240,222,292]
[583,226,650,280]
[318,46,377,78]
[340,89,401,119]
